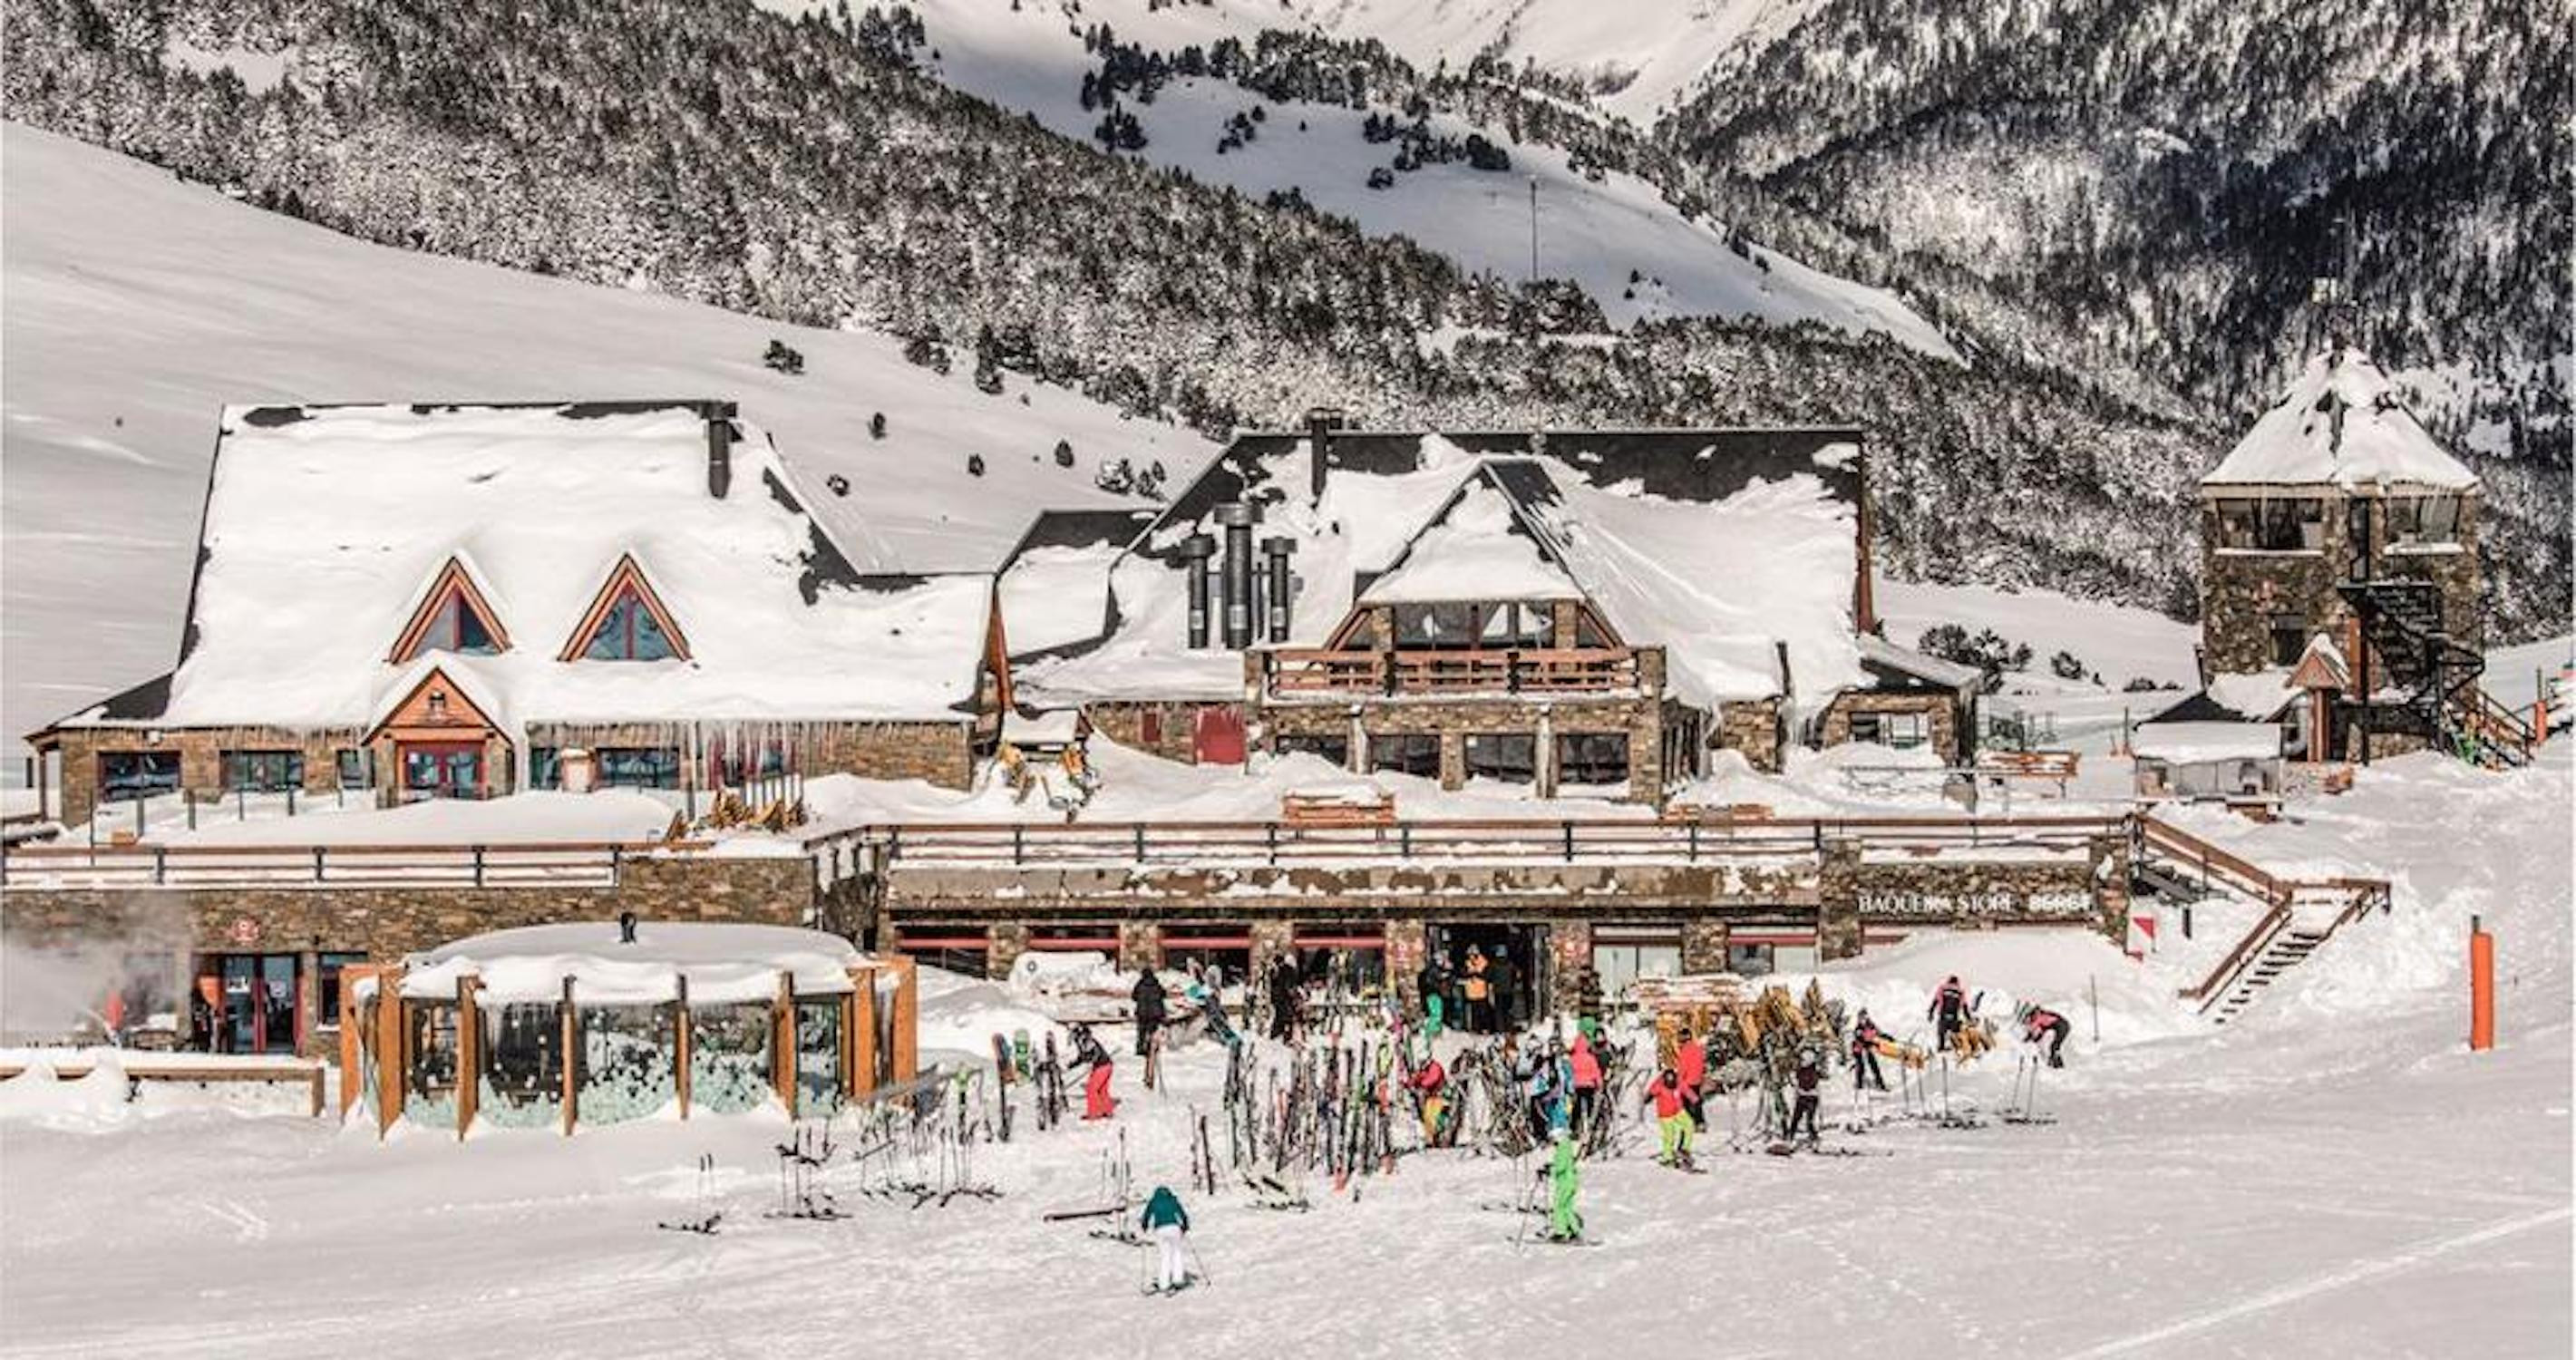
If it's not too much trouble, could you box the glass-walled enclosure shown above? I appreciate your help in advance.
[578,1005,677,1125]
[478,1002,564,1129]
[689,1004,773,1114]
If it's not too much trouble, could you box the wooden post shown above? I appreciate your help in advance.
[2470,914,2495,1053]
[337,966,367,1117]
[851,966,881,1098]
[773,972,799,1119]
[559,976,578,1137]
[374,967,402,1138]
[454,976,479,1141]
[890,957,919,1083]
[675,974,692,1121]
[837,987,857,1102]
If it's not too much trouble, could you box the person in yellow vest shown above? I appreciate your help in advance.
[1461,947,1492,1032]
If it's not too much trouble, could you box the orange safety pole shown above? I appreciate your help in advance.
[2469,914,2494,1052]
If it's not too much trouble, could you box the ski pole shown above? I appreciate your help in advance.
[1184,1235,1214,1287]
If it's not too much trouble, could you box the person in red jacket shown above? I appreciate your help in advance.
[1849,1008,1889,1092]
[1673,1027,1708,1131]
[1644,1065,1695,1168]
[1567,1033,1605,1139]
[1928,976,1971,1051]
[1785,1046,1824,1144]
[1067,1022,1117,1121]
[2022,1004,2073,1068]
[1406,1056,1451,1144]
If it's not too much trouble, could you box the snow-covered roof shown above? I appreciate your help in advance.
[996,509,1157,659]
[2204,668,2302,722]
[2202,350,2479,492]
[47,402,996,733]
[1016,427,1870,712]
[400,921,873,1005]
[2288,633,2352,692]
[1856,635,1985,691]
[2133,722,2284,764]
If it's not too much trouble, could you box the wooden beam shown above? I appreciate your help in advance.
[773,973,798,1119]
[559,976,578,1137]
[674,975,692,1122]
[374,967,402,1139]
[837,986,856,1102]
[852,966,880,1098]
[454,976,479,1141]
[890,957,919,1083]
[337,966,367,1117]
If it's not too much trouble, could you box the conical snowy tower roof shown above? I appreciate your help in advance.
[2202,350,2478,492]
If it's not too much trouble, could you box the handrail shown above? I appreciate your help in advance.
[0,838,711,889]
[2150,814,2394,1012]
[1263,646,1643,696]
[2181,903,2291,1007]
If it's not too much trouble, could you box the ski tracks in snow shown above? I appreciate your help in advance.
[2050,1204,2574,1359]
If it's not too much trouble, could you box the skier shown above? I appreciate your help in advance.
[1786,1046,1824,1143]
[1140,1184,1191,1294]
[1186,974,1239,1048]
[1568,1032,1604,1139]
[2020,1002,2073,1068]
[1850,1007,1890,1091]
[1265,957,1302,1042]
[1545,1126,1583,1242]
[1132,969,1168,1057]
[1416,953,1453,1037]
[1524,1039,1567,1141]
[1674,1026,1708,1131]
[1067,1022,1117,1121]
[1461,947,1492,1033]
[1645,1064,1695,1168]
[1928,975,1971,1052]
[1406,1054,1449,1144]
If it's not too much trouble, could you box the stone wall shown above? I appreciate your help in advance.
[45,725,367,828]
[1384,918,1427,1015]
[0,852,818,1055]
[1117,919,1162,972]
[2200,493,2484,677]
[1849,856,2101,934]
[1084,702,1230,765]
[1712,698,1784,772]
[1816,691,1968,765]
[1679,919,1732,974]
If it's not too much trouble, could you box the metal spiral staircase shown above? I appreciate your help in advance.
[2336,578,2533,768]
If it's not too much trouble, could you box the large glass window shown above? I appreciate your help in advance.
[577,1004,676,1125]
[479,1001,566,1129]
[2213,498,2325,551]
[1554,732,1630,786]
[581,587,678,661]
[1392,602,1478,649]
[595,747,681,789]
[220,749,303,792]
[1367,733,1441,778]
[795,998,843,1118]
[2270,614,2309,668]
[413,589,500,656]
[1851,711,1930,750]
[689,1003,773,1114]
[316,952,368,1027]
[97,751,180,801]
[1463,732,1536,782]
[1276,733,1351,766]
[401,744,483,800]
[335,748,371,789]
[1392,602,1552,649]
[2386,494,2462,546]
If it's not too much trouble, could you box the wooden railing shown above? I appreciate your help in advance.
[2146,814,2392,1010]
[0,840,708,890]
[804,812,2122,878]
[0,1054,329,1116]
[1261,646,1643,698]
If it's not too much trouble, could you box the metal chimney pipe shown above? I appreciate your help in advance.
[1179,534,1217,648]
[1306,406,1343,505]
[704,401,737,499]
[1262,536,1298,641]
[1213,502,1261,648]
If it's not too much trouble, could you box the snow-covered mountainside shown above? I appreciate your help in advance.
[822,0,1951,351]
[0,123,1211,751]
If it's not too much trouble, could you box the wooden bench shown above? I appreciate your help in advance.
[1659,802,1774,823]
[1977,750,2079,792]
[1280,792,1396,829]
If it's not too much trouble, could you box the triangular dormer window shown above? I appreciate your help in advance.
[390,558,510,663]
[561,555,689,662]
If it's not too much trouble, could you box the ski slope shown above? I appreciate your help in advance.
[2,747,2565,1356]
[801,0,1954,353]
[0,123,1215,753]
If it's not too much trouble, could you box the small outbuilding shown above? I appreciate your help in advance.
[2131,722,2285,803]
[337,920,917,1137]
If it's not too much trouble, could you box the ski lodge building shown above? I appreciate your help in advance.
[2139,350,2534,791]
[11,400,2129,1063]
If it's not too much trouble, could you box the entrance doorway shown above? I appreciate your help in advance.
[1428,923,1547,1032]
[399,742,485,800]
[199,953,301,1054]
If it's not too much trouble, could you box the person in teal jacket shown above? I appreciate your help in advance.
[1546,1129,1582,1242]
[1142,1185,1191,1292]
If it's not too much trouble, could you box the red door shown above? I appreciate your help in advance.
[400,742,485,800]
[1192,706,1246,765]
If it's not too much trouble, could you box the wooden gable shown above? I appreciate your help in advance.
[369,665,501,742]
[559,553,693,662]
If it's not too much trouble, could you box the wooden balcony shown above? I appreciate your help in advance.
[1259,646,1648,699]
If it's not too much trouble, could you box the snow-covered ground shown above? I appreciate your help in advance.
[809,0,1953,351]
[0,123,1213,755]
[5,747,2566,1356]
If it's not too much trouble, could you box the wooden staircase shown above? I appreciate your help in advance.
[2138,816,2394,1024]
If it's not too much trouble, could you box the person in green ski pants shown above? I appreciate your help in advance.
[1547,1127,1582,1242]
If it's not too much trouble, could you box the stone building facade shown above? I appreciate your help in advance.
[2199,491,2482,677]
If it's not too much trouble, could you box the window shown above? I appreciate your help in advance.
[1335,611,1376,651]
[581,588,678,660]
[1726,943,1774,976]
[2213,498,2325,551]
[1276,733,1350,765]
[1392,602,1477,649]
[2270,614,2308,668]
[712,742,787,785]
[1463,732,1536,782]
[1571,607,1612,649]
[96,752,180,801]
[1553,732,1630,786]
[335,748,370,789]
[595,747,681,789]
[220,750,303,792]
[393,559,510,662]
[529,746,560,790]
[316,952,368,1027]
[1477,602,1549,647]
[2387,494,2462,546]
[1367,733,1441,778]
